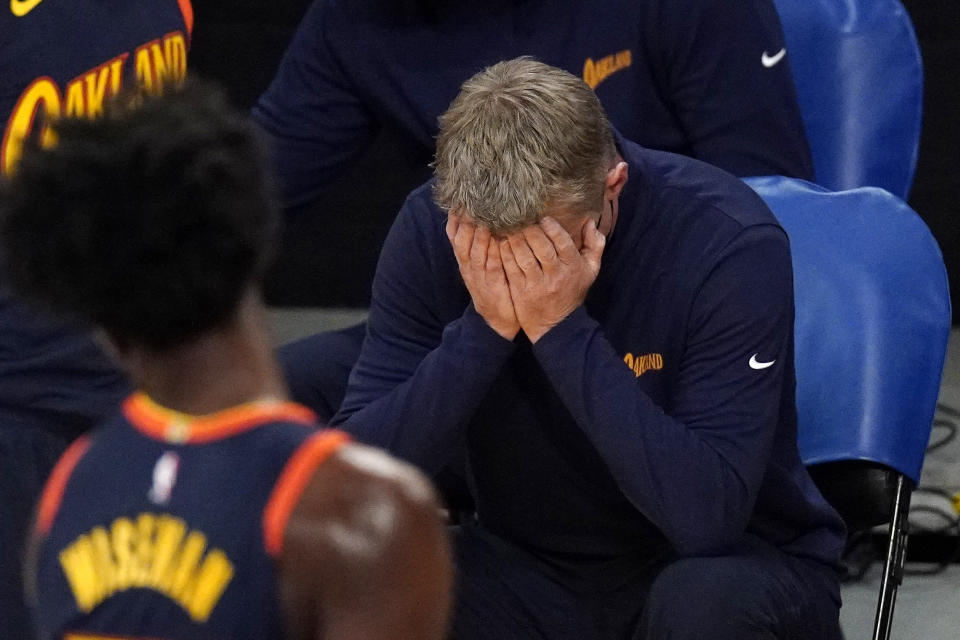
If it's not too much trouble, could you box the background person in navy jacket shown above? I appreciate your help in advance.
[332,57,844,639]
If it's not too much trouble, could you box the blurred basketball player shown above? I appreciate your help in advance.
[0,80,452,640]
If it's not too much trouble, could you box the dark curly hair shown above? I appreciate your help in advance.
[0,79,279,350]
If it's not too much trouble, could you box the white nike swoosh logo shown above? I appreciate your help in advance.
[761,48,786,68]
[10,0,43,17]
[749,354,776,370]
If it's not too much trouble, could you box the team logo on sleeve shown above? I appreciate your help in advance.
[761,48,787,68]
[583,49,632,89]
[623,352,663,378]
[748,353,776,370]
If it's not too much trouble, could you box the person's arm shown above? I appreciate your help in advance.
[274,440,453,640]
[251,0,378,208]
[503,217,794,556]
[330,196,516,472]
[535,226,793,555]
[646,0,814,180]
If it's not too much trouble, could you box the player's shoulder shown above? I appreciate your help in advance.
[280,441,442,567]
[317,442,439,517]
[319,442,447,563]
[274,440,451,638]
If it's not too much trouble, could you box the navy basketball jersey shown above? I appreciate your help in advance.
[0,0,193,440]
[32,393,349,640]
[1,0,192,175]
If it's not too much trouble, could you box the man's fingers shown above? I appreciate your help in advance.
[453,217,477,265]
[500,239,522,282]
[540,217,578,263]
[507,233,541,276]
[485,238,503,273]
[580,217,606,276]
[471,226,491,270]
[522,224,557,266]
[445,212,459,245]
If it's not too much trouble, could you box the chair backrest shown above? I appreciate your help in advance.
[773,0,923,198]
[745,176,951,485]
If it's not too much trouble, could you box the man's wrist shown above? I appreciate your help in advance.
[524,305,586,343]
[473,306,518,340]
[528,306,593,347]
[463,304,518,344]
[491,323,520,341]
[524,324,554,344]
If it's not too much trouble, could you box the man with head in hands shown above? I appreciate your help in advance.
[332,57,846,639]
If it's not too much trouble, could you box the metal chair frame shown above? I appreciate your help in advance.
[873,474,912,640]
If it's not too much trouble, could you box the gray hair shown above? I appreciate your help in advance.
[432,57,616,233]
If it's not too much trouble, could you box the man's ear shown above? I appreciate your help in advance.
[604,161,628,201]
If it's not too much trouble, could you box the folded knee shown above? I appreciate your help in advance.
[639,558,780,640]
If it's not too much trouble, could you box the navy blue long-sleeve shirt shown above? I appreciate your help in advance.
[333,136,844,574]
[253,0,814,210]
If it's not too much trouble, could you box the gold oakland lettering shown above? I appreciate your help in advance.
[583,49,632,89]
[2,30,187,176]
[623,352,664,377]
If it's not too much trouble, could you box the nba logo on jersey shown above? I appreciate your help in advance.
[148,451,180,504]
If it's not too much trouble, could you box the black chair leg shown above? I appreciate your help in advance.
[872,474,912,640]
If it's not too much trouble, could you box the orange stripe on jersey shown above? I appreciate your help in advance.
[263,430,351,557]
[123,392,316,444]
[176,0,194,38]
[35,436,92,537]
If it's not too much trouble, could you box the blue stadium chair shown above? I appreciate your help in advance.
[772,0,923,198]
[745,176,951,640]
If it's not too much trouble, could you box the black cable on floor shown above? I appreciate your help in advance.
[928,402,959,452]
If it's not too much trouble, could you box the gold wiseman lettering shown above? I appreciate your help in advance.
[58,512,234,622]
